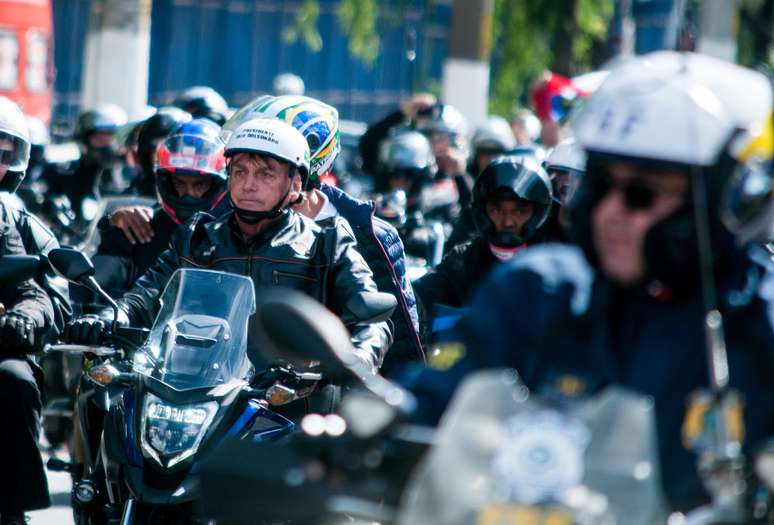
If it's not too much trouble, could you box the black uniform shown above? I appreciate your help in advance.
[413,236,498,313]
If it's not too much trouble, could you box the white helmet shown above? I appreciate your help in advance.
[272,73,305,96]
[546,137,586,173]
[26,116,50,147]
[222,95,340,186]
[472,116,516,152]
[0,97,31,173]
[225,117,311,180]
[571,51,772,167]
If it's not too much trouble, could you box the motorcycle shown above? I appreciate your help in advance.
[45,248,321,524]
[199,290,774,525]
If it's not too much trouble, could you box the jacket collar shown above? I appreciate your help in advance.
[319,184,374,227]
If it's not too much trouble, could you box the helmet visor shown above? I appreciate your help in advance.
[156,133,226,178]
[0,130,30,172]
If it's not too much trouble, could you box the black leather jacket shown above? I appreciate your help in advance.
[0,192,71,339]
[119,210,392,373]
[0,198,54,346]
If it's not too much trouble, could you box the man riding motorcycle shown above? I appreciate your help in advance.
[44,104,128,219]
[413,155,553,312]
[538,137,587,242]
[113,95,425,375]
[404,51,774,512]
[0,97,57,525]
[127,106,192,197]
[92,118,229,297]
[67,117,392,377]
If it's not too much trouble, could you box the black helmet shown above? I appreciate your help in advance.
[74,104,127,144]
[473,155,553,247]
[136,107,192,178]
[173,86,229,126]
[379,129,436,195]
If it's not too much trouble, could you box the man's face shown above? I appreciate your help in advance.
[388,170,415,193]
[88,131,113,149]
[228,153,299,212]
[170,172,213,199]
[591,161,689,286]
[485,197,535,235]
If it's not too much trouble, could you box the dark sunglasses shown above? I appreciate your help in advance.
[591,173,659,210]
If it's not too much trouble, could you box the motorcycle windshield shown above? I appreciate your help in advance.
[135,269,256,391]
[399,369,668,525]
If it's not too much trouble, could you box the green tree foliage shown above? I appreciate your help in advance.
[337,0,380,66]
[282,0,323,52]
[737,0,774,69]
[488,0,614,117]
[282,0,398,66]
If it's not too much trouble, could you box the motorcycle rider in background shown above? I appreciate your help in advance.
[0,97,57,525]
[413,155,553,314]
[91,118,229,297]
[66,117,392,383]
[445,116,520,250]
[44,104,128,220]
[403,52,774,512]
[172,85,230,126]
[126,106,192,198]
[537,137,588,243]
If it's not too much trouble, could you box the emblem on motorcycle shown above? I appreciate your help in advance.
[491,410,591,504]
[681,389,745,452]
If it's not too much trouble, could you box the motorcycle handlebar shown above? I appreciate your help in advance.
[44,344,119,357]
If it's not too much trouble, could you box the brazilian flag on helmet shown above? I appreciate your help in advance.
[222,94,340,187]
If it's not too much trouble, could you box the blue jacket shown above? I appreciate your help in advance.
[404,243,774,511]
[321,185,423,374]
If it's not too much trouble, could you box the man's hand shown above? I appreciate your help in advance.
[64,315,110,346]
[109,206,154,245]
[400,93,437,120]
[0,311,36,354]
[435,147,467,177]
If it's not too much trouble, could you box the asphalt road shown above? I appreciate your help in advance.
[28,447,74,525]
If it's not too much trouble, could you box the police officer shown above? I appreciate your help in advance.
[67,117,392,375]
[0,97,56,525]
[404,52,774,511]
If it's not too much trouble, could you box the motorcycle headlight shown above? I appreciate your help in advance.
[140,393,217,468]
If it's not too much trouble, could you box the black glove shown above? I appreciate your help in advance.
[64,314,111,345]
[0,312,36,354]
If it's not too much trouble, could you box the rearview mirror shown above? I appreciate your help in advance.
[247,289,354,377]
[48,248,96,283]
[0,254,47,283]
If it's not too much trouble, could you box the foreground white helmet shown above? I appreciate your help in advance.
[569,50,774,292]
[571,51,771,167]
[225,117,311,180]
